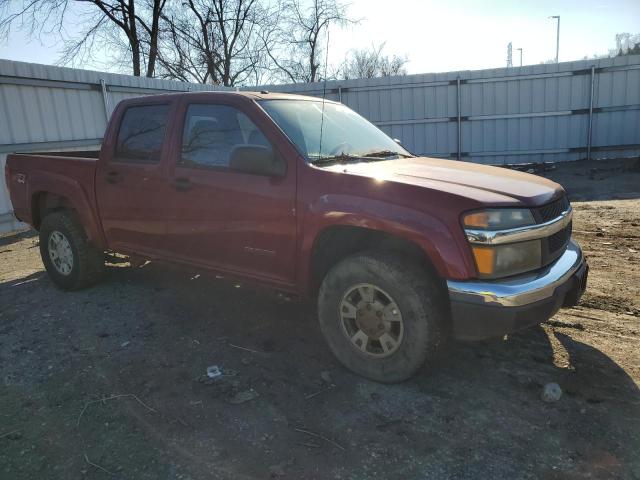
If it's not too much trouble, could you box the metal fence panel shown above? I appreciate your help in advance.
[254,55,640,165]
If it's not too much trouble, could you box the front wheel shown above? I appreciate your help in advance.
[39,211,105,290]
[318,251,448,383]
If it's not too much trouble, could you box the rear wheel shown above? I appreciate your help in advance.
[39,211,105,290]
[318,251,447,383]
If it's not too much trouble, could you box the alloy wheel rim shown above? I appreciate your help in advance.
[48,230,74,276]
[339,283,404,358]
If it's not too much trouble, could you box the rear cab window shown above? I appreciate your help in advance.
[114,104,170,163]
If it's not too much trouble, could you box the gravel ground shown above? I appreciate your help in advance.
[1,158,639,479]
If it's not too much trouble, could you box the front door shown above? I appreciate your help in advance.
[95,102,173,256]
[163,102,297,285]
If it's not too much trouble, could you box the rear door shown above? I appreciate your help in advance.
[95,101,174,256]
[163,99,297,286]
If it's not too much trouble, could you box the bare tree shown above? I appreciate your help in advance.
[341,43,408,80]
[613,32,640,56]
[156,0,269,86]
[583,32,640,60]
[0,0,67,38]
[0,0,167,77]
[267,0,353,83]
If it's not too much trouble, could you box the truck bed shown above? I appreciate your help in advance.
[5,150,101,231]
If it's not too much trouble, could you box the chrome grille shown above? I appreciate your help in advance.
[531,195,573,266]
[547,221,572,257]
[534,195,570,223]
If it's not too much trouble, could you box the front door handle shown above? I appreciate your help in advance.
[105,171,122,184]
[172,177,192,191]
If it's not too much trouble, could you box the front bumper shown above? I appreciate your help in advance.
[447,240,588,340]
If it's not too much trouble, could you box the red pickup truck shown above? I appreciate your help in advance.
[5,91,588,382]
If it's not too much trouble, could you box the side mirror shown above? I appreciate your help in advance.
[229,145,286,177]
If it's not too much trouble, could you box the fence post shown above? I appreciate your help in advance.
[99,79,110,121]
[587,66,595,161]
[456,77,462,161]
[338,86,343,103]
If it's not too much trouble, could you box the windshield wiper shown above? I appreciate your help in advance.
[310,149,412,166]
[360,150,413,159]
[310,153,364,166]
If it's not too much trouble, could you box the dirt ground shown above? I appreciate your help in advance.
[1,158,639,480]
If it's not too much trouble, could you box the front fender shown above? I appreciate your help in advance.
[300,194,476,291]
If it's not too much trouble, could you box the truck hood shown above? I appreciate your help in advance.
[323,156,563,206]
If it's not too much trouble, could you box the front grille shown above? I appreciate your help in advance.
[533,195,570,223]
[548,222,571,252]
[532,195,572,266]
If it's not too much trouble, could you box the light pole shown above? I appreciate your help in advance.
[517,48,523,67]
[549,15,560,63]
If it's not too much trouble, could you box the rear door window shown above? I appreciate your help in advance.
[115,105,170,163]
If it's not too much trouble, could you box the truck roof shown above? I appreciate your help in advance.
[127,90,336,103]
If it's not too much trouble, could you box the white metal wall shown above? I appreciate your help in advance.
[258,55,640,165]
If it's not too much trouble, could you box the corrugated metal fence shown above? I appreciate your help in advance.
[2,56,640,233]
[0,59,224,233]
[259,55,640,165]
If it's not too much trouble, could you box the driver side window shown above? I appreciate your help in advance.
[180,104,271,169]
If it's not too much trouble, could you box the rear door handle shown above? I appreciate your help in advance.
[105,171,122,184]
[172,177,192,191]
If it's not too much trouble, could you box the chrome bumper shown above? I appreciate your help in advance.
[447,239,585,308]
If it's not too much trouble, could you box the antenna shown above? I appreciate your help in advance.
[318,28,330,160]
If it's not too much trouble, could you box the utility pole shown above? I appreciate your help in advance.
[517,48,523,67]
[549,15,560,63]
[507,42,513,68]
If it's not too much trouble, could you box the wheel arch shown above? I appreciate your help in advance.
[306,223,447,297]
[32,191,76,230]
[28,174,106,249]
[300,194,474,296]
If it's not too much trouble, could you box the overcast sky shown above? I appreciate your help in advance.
[0,0,638,77]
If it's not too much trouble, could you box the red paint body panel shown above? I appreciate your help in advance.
[95,97,178,258]
[159,95,298,286]
[4,91,565,296]
[5,154,106,247]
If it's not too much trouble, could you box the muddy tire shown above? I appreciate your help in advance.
[39,211,105,290]
[318,251,448,383]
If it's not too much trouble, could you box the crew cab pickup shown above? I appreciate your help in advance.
[5,91,588,382]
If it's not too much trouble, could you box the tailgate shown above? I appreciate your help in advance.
[4,156,29,222]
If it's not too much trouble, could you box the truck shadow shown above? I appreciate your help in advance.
[432,326,640,477]
[0,228,37,248]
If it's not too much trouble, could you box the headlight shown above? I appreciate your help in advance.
[463,208,540,278]
[463,208,535,230]
[471,240,542,278]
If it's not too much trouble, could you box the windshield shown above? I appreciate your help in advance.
[258,99,411,162]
